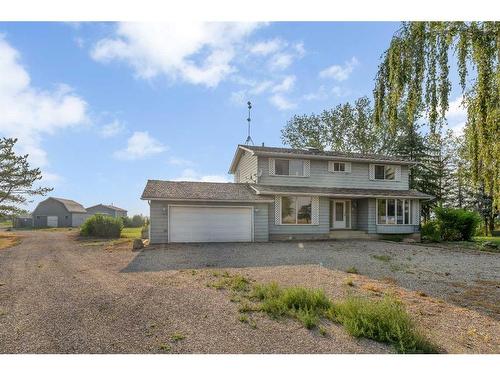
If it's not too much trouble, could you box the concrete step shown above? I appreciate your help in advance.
[329,230,375,240]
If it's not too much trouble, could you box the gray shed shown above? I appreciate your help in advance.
[85,204,127,218]
[32,197,89,228]
[12,214,33,228]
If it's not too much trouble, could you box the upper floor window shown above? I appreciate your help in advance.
[374,165,395,180]
[328,161,351,174]
[275,159,305,177]
[333,162,345,172]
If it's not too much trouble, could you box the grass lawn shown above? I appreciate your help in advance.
[0,220,12,229]
[121,227,142,239]
[473,236,500,245]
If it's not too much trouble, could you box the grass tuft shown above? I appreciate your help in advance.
[329,296,438,353]
[170,332,185,342]
[158,343,171,352]
[346,266,359,274]
[209,274,251,292]
[251,283,332,329]
[345,278,355,287]
[372,254,392,262]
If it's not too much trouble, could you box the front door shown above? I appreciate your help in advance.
[333,200,346,229]
[331,200,352,229]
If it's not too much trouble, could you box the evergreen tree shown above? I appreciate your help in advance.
[0,138,52,217]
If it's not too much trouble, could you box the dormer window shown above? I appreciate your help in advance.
[274,159,305,177]
[374,165,395,180]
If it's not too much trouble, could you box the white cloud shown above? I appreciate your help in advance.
[446,96,467,118]
[167,156,194,167]
[249,38,284,56]
[173,168,231,183]
[113,131,166,160]
[319,57,359,81]
[99,120,125,138]
[271,75,296,93]
[445,96,467,137]
[269,53,294,71]
[331,85,351,97]
[91,22,261,88]
[269,94,296,111]
[0,35,88,167]
[74,37,85,49]
[41,171,64,184]
[303,86,328,101]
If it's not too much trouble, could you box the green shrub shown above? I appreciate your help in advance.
[80,214,123,238]
[421,220,441,242]
[141,225,149,239]
[330,296,438,354]
[434,207,481,241]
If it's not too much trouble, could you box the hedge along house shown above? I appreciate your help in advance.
[142,145,432,244]
[32,197,90,228]
[86,204,128,218]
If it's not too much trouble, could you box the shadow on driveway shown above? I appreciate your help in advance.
[120,241,375,273]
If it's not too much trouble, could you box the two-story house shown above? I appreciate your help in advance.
[141,145,432,244]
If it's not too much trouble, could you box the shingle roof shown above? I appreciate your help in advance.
[141,180,274,202]
[87,204,127,212]
[251,184,433,199]
[50,197,87,213]
[239,145,414,163]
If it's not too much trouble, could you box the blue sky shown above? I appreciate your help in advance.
[0,22,466,215]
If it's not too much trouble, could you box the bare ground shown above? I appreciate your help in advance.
[0,230,498,354]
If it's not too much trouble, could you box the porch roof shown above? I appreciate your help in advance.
[250,184,433,200]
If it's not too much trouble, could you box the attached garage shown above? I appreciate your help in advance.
[169,206,253,243]
[142,180,273,244]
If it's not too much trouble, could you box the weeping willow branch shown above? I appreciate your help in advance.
[374,21,500,206]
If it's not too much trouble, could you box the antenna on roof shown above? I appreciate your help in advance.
[244,101,254,145]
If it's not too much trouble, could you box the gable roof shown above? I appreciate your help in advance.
[251,184,433,199]
[44,197,87,213]
[141,180,273,202]
[87,204,127,212]
[229,144,415,173]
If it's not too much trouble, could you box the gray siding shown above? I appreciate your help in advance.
[366,198,377,233]
[86,205,127,218]
[149,200,269,244]
[376,225,419,234]
[356,198,369,231]
[257,157,409,190]
[72,213,91,227]
[269,196,330,236]
[235,151,258,183]
[32,199,73,228]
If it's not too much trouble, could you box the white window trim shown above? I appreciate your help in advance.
[271,158,308,178]
[373,164,397,181]
[279,196,315,225]
[376,198,413,225]
[328,161,351,174]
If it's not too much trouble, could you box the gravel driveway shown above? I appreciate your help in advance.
[131,240,500,318]
[0,230,498,353]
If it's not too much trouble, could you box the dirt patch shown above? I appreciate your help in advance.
[189,265,499,354]
[0,233,21,250]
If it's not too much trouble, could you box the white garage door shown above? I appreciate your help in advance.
[169,206,253,243]
[47,216,58,227]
